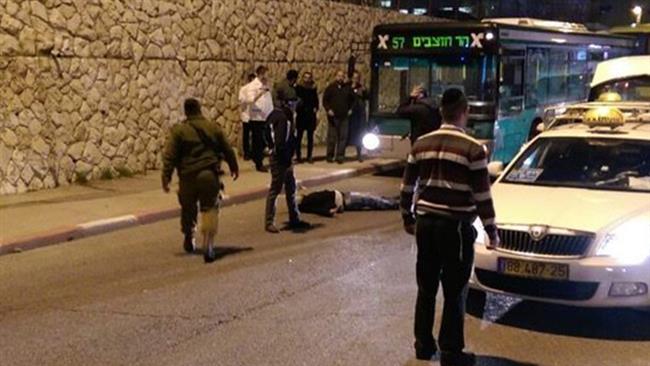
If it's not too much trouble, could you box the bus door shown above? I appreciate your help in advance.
[494,48,530,163]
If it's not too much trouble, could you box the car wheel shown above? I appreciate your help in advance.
[466,288,487,318]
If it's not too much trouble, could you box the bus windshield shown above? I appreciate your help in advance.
[375,55,497,113]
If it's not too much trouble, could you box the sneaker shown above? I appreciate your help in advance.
[204,245,216,263]
[183,235,195,253]
[336,159,344,164]
[256,166,268,173]
[265,224,280,233]
[307,158,314,164]
[288,220,311,230]
[440,351,476,366]
[326,158,334,163]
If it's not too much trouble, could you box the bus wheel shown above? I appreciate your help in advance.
[528,118,543,140]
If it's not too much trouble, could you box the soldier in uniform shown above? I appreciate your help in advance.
[162,98,239,262]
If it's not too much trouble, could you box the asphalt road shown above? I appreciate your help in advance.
[0,173,648,366]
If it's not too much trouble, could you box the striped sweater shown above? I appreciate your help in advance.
[400,124,497,239]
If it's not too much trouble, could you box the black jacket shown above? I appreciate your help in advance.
[396,97,442,144]
[296,84,319,129]
[323,81,355,119]
[298,190,338,217]
[265,107,296,165]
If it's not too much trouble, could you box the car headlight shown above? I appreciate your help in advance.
[596,219,650,264]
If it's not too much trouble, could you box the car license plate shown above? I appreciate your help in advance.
[498,258,569,281]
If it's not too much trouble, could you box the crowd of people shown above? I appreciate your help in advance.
[161,64,497,365]
[238,66,369,171]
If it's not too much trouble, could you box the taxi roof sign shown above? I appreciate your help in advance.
[584,107,625,128]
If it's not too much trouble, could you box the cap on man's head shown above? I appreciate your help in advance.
[184,98,201,116]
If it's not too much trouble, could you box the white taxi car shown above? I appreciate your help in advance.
[471,107,650,308]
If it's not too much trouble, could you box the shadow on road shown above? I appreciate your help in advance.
[403,355,536,366]
[467,291,650,341]
[176,246,253,260]
[282,222,325,234]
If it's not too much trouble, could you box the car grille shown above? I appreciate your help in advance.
[475,269,599,301]
[497,229,592,257]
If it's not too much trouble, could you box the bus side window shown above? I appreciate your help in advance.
[499,51,525,116]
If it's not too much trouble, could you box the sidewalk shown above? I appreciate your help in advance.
[0,148,402,255]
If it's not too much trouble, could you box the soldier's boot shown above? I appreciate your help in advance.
[199,208,219,263]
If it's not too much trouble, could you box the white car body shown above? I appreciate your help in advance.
[471,122,650,308]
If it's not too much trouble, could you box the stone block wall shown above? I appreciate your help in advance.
[0,0,432,194]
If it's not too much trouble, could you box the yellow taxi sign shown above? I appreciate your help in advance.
[597,92,623,102]
[584,107,625,128]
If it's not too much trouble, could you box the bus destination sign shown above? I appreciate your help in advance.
[375,32,494,51]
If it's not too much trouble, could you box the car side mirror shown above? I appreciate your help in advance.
[487,161,504,178]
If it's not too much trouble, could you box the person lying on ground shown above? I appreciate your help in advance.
[297,189,399,217]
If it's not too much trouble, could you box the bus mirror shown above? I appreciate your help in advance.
[487,161,505,178]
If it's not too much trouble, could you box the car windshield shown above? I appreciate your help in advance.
[589,76,650,102]
[502,137,650,192]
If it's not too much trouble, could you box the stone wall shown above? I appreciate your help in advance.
[0,0,432,195]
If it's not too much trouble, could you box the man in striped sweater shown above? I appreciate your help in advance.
[400,88,499,365]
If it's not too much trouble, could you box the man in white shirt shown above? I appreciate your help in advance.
[238,73,256,161]
[240,65,274,172]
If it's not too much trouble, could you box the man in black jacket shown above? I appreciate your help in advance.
[295,71,319,163]
[323,70,356,163]
[397,85,442,144]
[264,89,311,233]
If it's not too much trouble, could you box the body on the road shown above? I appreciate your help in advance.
[161,98,239,261]
[297,189,398,217]
[323,71,356,164]
[400,88,498,365]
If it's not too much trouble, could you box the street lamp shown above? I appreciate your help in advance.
[632,5,643,24]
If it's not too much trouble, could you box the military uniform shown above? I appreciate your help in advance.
[162,114,239,244]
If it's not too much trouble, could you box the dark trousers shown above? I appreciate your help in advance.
[343,192,399,211]
[296,128,314,161]
[250,120,267,168]
[414,215,476,356]
[326,116,349,162]
[265,158,300,226]
[242,122,252,159]
[178,169,220,236]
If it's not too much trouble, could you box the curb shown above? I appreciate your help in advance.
[0,160,402,256]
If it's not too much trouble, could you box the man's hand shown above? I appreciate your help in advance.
[404,223,416,236]
[231,169,239,181]
[162,180,170,193]
[327,109,335,117]
[486,233,500,250]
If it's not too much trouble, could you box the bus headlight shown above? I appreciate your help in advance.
[362,133,380,151]
[596,219,650,264]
